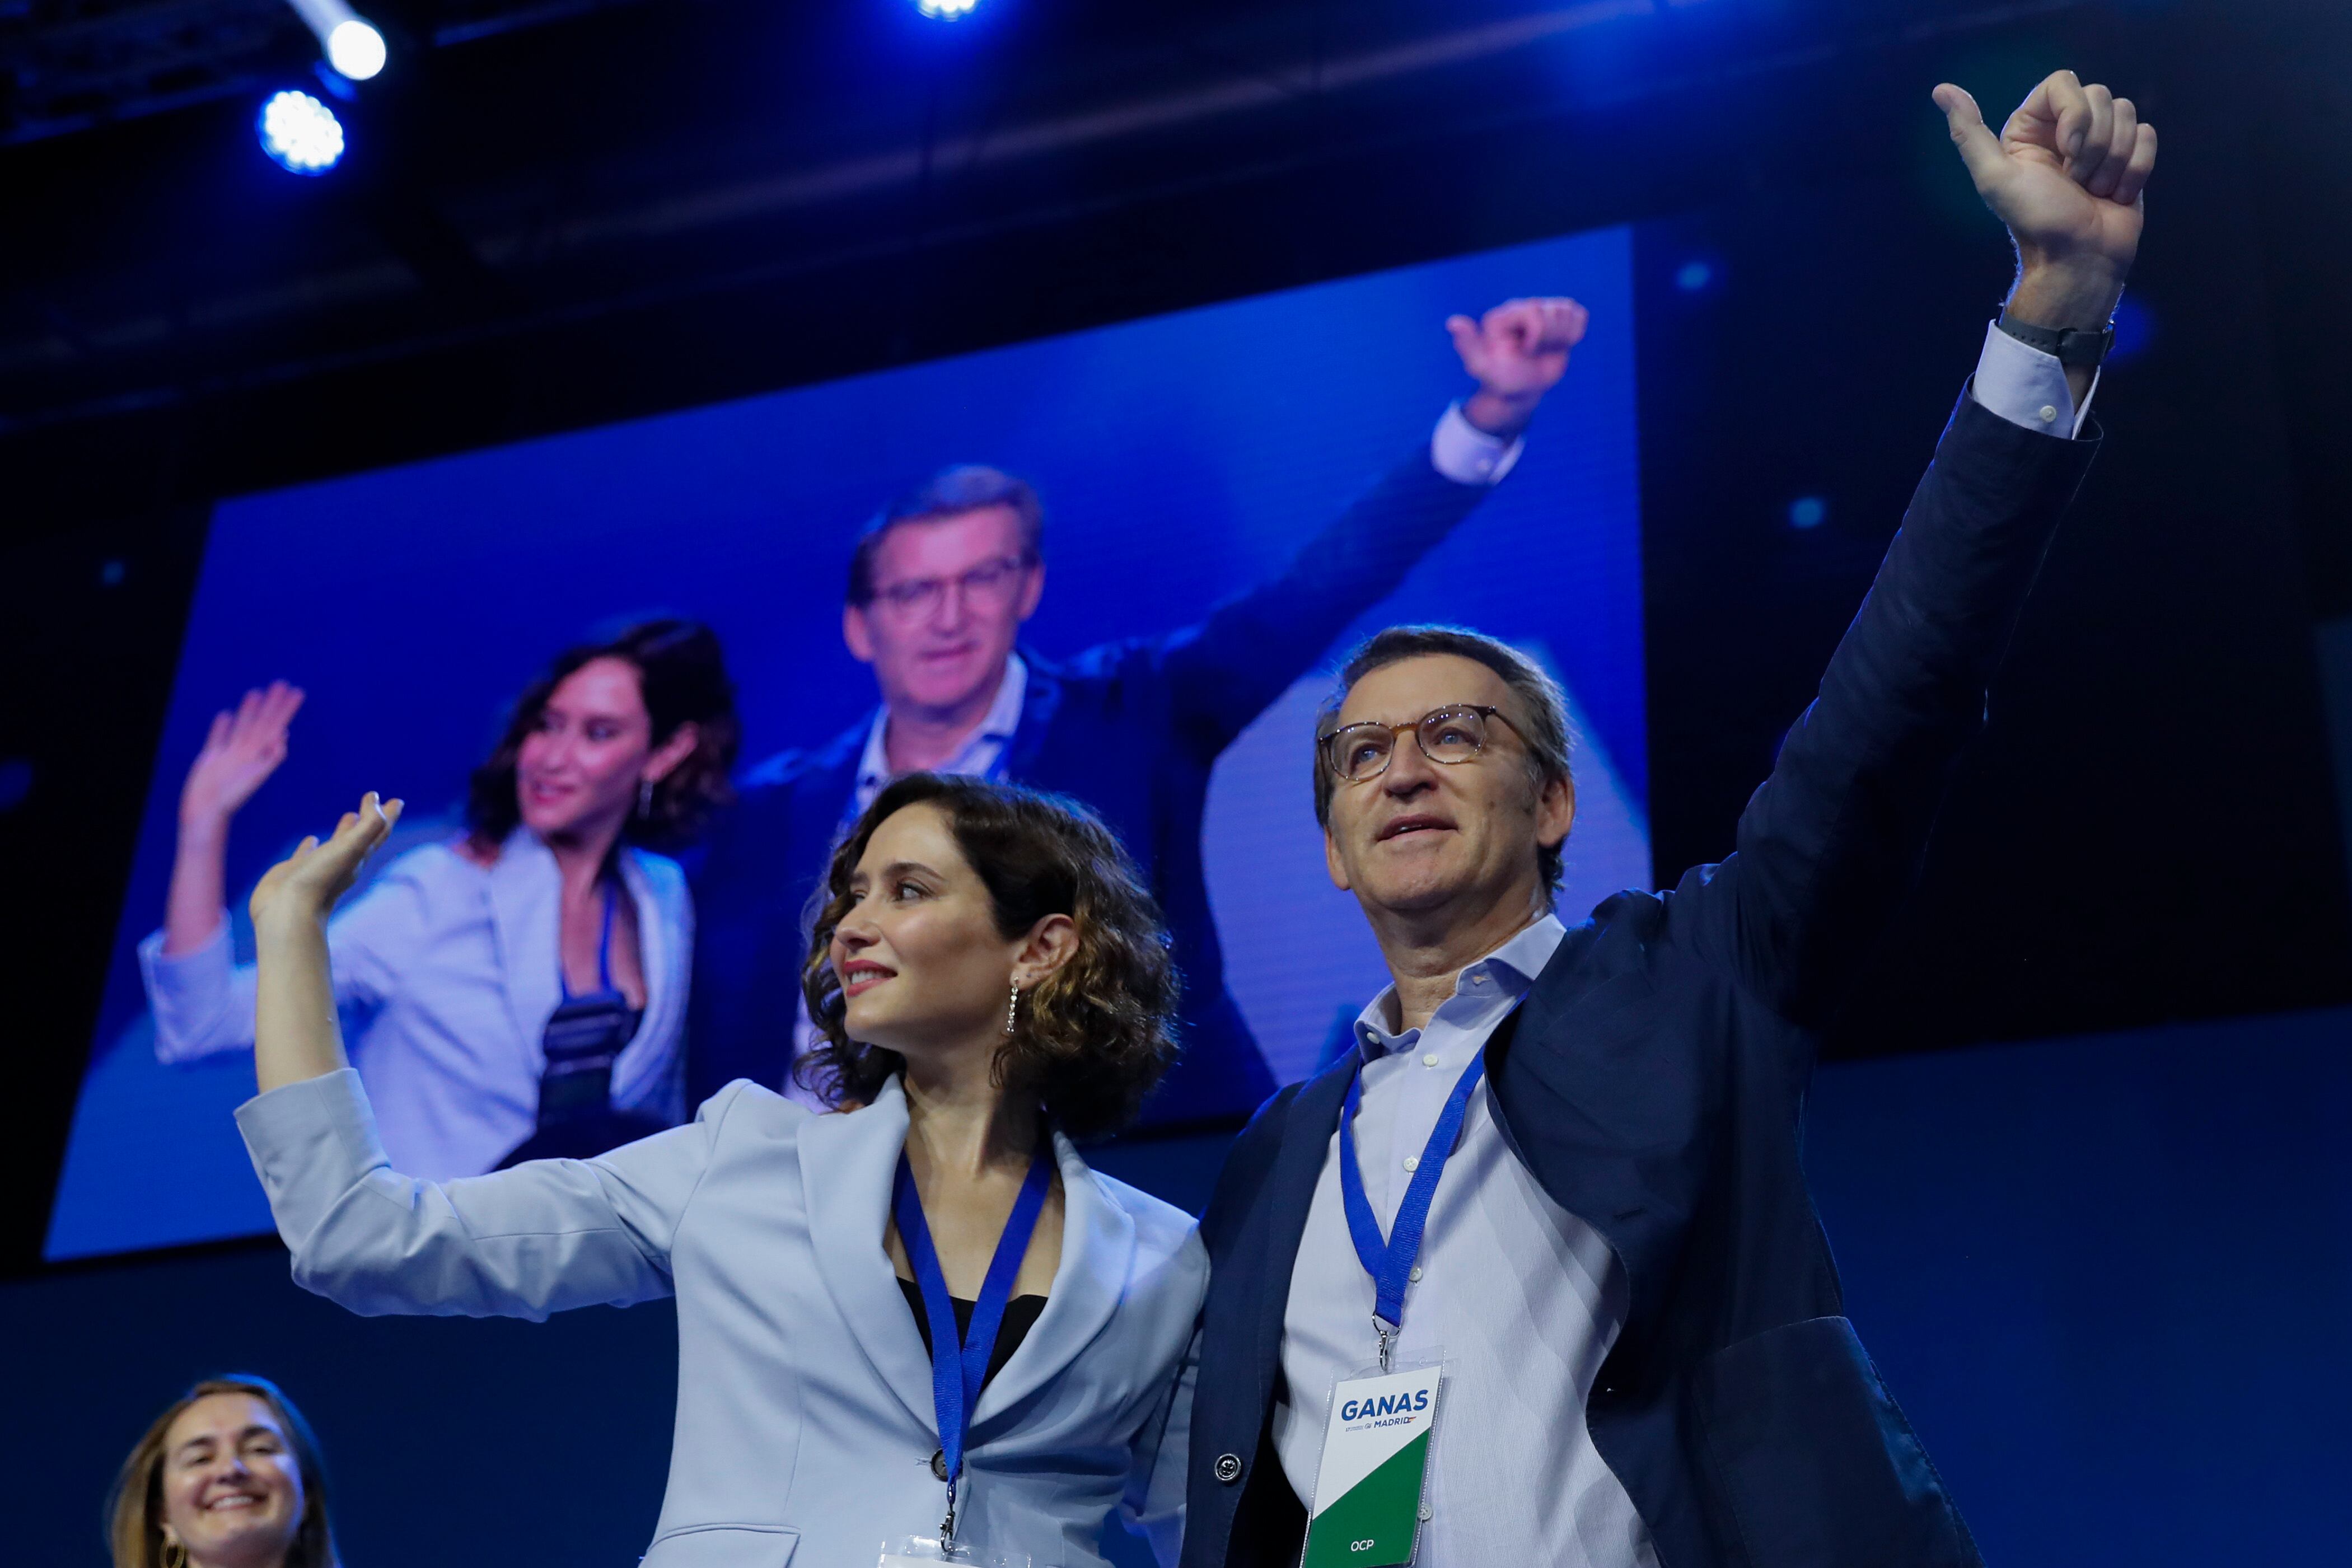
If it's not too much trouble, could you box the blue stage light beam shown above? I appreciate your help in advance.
[282,0,387,79]
[258,90,345,175]
[916,0,981,18]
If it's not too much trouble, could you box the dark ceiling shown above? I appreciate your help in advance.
[7,0,2182,532]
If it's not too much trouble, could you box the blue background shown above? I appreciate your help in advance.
[48,224,1648,1260]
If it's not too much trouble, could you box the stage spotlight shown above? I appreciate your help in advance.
[258,90,345,175]
[1675,260,1714,292]
[916,0,980,18]
[326,18,387,79]
[283,0,388,79]
[1787,495,1828,530]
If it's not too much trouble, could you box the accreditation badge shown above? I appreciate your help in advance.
[1299,1361,1443,1568]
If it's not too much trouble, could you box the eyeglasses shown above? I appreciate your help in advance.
[1318,704,1525,784]
[868,556,1032,619]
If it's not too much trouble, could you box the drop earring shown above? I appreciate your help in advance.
[637,776,653,819]
[1005,979,1021,1036]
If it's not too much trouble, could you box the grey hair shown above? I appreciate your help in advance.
[1312,625,1576,897]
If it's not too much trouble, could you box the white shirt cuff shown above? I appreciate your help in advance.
[1430,400,1525,485]
[140,914,238,1063]
[1971,318,2101,438]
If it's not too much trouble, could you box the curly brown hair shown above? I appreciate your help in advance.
[106,1375,339,1568]
[797,774,1181,1140]
[466,619,739,856]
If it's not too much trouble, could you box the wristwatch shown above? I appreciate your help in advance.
[1996,312,2115,369]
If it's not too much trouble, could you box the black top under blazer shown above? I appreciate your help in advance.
[1183,385,2101,1568]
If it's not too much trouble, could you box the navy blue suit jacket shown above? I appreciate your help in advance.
[688,447,1500,1122]
[1183,389,2100,1568]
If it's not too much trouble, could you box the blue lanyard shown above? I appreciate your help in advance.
[559,881,619,1002]
[1338,1049,1488,1372]
[891,1140,1053,1543]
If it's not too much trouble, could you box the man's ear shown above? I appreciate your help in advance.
[843,603,876,664]
[1535,770,1576,851]
[1014,561,1046,624]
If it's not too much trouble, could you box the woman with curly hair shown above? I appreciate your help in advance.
[231,774,1205,1568]
[106,1375,339,1568]
[142,619,738,1175]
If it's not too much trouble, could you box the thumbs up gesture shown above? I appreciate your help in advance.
[1934,70,2157,329]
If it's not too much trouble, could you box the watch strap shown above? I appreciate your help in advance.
[1996,313,2115,369]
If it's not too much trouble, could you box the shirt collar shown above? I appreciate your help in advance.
[1355,912,1568,1060]
[857,653,1028,792]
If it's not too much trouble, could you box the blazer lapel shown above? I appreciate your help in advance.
[618,849,681,1046]
[971,1129,1134,1429]
[1252,1055,1358,1376]
[796,1082,939,1436]
[1495,915,1683,1330]
[486,829,562,1064]
[802,728,863,849]
[1000,650,1063,781]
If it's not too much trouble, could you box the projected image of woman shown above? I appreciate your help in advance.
[142,619,738,1177]
[232,775,1201,1568]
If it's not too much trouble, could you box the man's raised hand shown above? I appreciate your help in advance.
[1935,71,2157,329]
[1448,296,1589,437]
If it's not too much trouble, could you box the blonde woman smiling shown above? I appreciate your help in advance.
[106,1375,340,1568]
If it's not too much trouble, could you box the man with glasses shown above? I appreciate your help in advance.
[1184,69,2152,1568]
[689,295,1590,1120]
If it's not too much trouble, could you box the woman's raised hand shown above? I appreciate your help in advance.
[249,792,400,1091]
[181,681,306,830]
[250,793,403,933]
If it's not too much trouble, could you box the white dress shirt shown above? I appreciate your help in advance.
[1972,317,2100,437]
[850,651,1031,819]
[140,829,691,1179]
[1269,324,2092,1566]
[1274,914,1657,1568]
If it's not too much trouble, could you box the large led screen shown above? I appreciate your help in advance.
[48,224,1647,1260]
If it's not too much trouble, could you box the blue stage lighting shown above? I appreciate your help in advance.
[1787,495,1828,530]
[1675,260,1714,292]
[258,90,345,175]
[0,759,31,815]
[2109,294,2155,365]
[916,0,980,17]
[283,0,389,79]
[326,18,387,80]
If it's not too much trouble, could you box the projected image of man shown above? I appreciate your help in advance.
[690,297,1591,1120]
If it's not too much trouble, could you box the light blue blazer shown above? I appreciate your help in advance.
[148,829,691,1179]
[237,1069,1205,1568]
